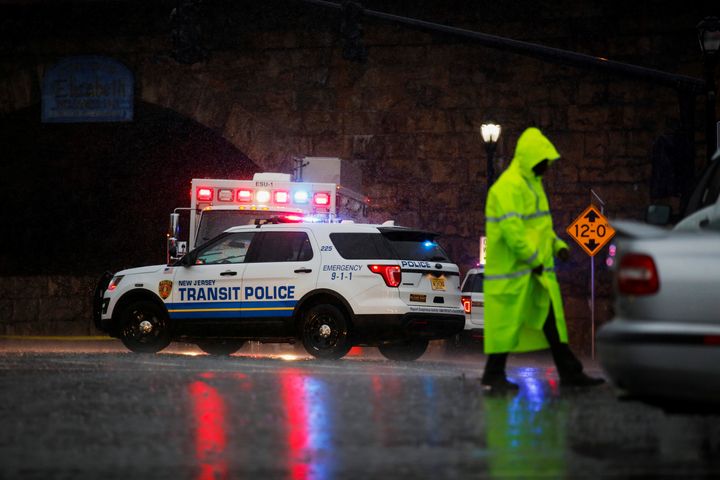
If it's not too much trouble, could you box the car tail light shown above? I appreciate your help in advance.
[617,253,659,295]
[196,187,213,201]
[462,295,472,314]
[313,192,330,206]
[237,189,253,202]
[368,265,401,287]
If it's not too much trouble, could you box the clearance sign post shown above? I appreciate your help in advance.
[566,202,615,359]
[566,204,615,256]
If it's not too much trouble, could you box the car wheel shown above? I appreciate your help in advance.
[197,340,245,356]
[119,300,171,353]
[300,304,351,360]
[378,339,429,361]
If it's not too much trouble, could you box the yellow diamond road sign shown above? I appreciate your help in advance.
[566,204,615,257]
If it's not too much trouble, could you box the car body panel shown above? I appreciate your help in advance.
[597,219,720,404]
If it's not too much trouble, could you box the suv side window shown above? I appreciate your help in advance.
[195,232,255,265]
[329,233,394,259]
[250,231,314,263]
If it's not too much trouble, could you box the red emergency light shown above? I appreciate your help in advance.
[313,192,330,206]
[274,190,290,204]
[237,189,253,203]
[196,187,213,202]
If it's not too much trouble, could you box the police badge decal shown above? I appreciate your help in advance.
[158,280,173,300]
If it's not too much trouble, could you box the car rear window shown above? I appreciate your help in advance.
[462,273,484,293]
[379,229,451,262]
[330,229,452,262]
[329,233,395,260]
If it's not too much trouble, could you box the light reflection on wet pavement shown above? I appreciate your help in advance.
[0,339,719,479]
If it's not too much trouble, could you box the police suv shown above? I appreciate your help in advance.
[94,220,465,360]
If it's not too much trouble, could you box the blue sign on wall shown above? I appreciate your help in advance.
[42,56,134,123]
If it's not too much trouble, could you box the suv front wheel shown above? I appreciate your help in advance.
[300,304,352,360]
[118,300,172,353]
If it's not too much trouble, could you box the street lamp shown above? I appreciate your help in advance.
[697,16,720,161]
[481,122,501,186]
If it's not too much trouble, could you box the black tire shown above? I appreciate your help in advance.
[197,340,245,356]
[300,304,352,360]
[378,339,429,361]
[118,300,172,353]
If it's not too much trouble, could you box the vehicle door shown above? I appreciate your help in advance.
[168,231,256,322]
[241,229,319,333]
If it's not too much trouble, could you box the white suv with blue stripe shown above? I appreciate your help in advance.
[94,220,465,360]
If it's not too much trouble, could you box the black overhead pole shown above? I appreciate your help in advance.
[299,0,706,94]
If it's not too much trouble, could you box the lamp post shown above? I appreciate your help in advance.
[697,16,720,161]
[481,122,501,186]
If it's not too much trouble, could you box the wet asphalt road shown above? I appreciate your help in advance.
[1,339,719,479]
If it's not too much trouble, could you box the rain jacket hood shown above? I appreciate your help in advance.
[511,127,561,179]
[483,127,569,354]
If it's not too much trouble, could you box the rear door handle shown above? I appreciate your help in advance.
[220,271,238,276]
[294,268,312,273]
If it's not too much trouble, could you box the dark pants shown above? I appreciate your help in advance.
[482,305,583,382]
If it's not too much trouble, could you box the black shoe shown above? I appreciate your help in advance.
[481,377,520,393]
[560,373,605,388]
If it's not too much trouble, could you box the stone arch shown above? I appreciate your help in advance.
[1,61,300,174]
[138,65,300,173]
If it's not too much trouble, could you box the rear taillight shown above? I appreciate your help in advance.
[462,295,472,314]
[368,265,401,287]
[617,253,659,295]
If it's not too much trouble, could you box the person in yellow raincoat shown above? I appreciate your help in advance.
[481,127,604,391]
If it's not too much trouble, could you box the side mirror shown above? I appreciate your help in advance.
[646,204,671,226]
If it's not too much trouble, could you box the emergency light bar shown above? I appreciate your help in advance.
[194,185,333,210]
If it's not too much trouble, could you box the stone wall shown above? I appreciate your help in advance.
[0,1,716,353]
[0,276,100,336]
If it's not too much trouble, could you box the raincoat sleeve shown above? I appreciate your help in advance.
[488,185,542,268]
[553,236,569,256]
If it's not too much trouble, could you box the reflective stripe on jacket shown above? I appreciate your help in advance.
[484,127,570,354]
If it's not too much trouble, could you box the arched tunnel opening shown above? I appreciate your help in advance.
[1,102,259,275]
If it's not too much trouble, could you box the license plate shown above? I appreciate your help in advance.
[430,277,446,291]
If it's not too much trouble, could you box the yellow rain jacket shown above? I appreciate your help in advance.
[484,127,570,354]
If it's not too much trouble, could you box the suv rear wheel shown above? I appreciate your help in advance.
[118,300,171,353]
[300,304,352,360]
[378,339,429,361]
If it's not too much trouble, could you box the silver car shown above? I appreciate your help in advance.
[597,151,720,406]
